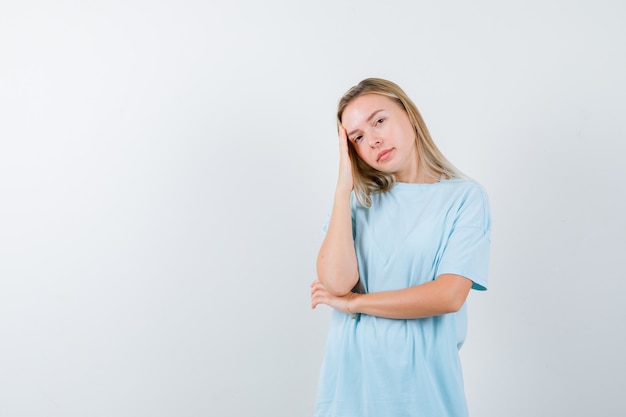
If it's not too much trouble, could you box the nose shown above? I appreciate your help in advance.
[368,134,382,148]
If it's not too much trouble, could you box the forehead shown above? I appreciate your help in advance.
[341,94,400,128]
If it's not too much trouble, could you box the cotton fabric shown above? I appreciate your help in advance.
[315,179,491,417]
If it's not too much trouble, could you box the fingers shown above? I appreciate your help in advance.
[310,280,328,309]
[336,126,354,193]
[311,283,351,314]
[338,126,349,152]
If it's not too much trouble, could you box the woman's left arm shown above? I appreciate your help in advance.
[310,274,472,319]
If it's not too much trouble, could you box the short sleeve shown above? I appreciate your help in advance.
[437,184,492,291]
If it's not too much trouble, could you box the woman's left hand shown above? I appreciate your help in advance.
[310,280,354,314]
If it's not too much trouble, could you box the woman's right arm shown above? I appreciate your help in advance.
[315,127,360,296]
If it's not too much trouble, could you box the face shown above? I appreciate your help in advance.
[341,94,418,182]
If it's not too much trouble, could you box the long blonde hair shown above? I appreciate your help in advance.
[337,78,463,207]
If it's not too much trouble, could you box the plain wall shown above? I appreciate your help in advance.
[1,0,625,416]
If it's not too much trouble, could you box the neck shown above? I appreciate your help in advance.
[396,166,440,184]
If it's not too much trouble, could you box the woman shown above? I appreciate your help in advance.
[310,78,491,417]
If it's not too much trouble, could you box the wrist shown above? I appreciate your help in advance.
[334,188,352,202]
[347,292,360,319]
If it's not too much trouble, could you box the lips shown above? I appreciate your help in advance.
[377,149,393,162]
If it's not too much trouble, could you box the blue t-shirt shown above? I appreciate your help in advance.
[315,179,491,417]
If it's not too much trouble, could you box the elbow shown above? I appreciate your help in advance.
[316,266,358,297]
[316,255,359,296]
[317,272,358,296]
[327,282,354,297]
[435,274,471,314]
[446,297,466,314]
[441,290,468,314]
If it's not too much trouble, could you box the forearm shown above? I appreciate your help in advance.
[349,274,472,319]
[316,191,359,296]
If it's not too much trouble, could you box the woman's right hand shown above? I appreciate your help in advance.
[336,126,354,194]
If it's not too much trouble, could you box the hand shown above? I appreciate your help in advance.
[310,279,355,314]
[336,126,354,194]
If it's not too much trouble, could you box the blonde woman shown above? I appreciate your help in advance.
[311,78,491,417]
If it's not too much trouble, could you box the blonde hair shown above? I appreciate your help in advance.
[337,78,463,207]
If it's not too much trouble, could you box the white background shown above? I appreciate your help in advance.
[1,0,625,416]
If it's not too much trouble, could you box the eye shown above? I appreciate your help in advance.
[353,135,363,143]
[375,118,385,126]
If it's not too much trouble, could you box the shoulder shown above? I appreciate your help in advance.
[444,179,491,229]
[440,179,489,206]
[443,178,486,194]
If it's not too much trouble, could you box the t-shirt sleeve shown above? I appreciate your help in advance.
[436,184,492,291]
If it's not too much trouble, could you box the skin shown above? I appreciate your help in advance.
[343,93,423,183]
[312,93,472,319]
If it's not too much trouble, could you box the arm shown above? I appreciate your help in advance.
[315,127,359,296]
[313,182,491,317]
[311,274,472,319]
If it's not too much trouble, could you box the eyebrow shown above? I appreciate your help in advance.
[347,109,385,138]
